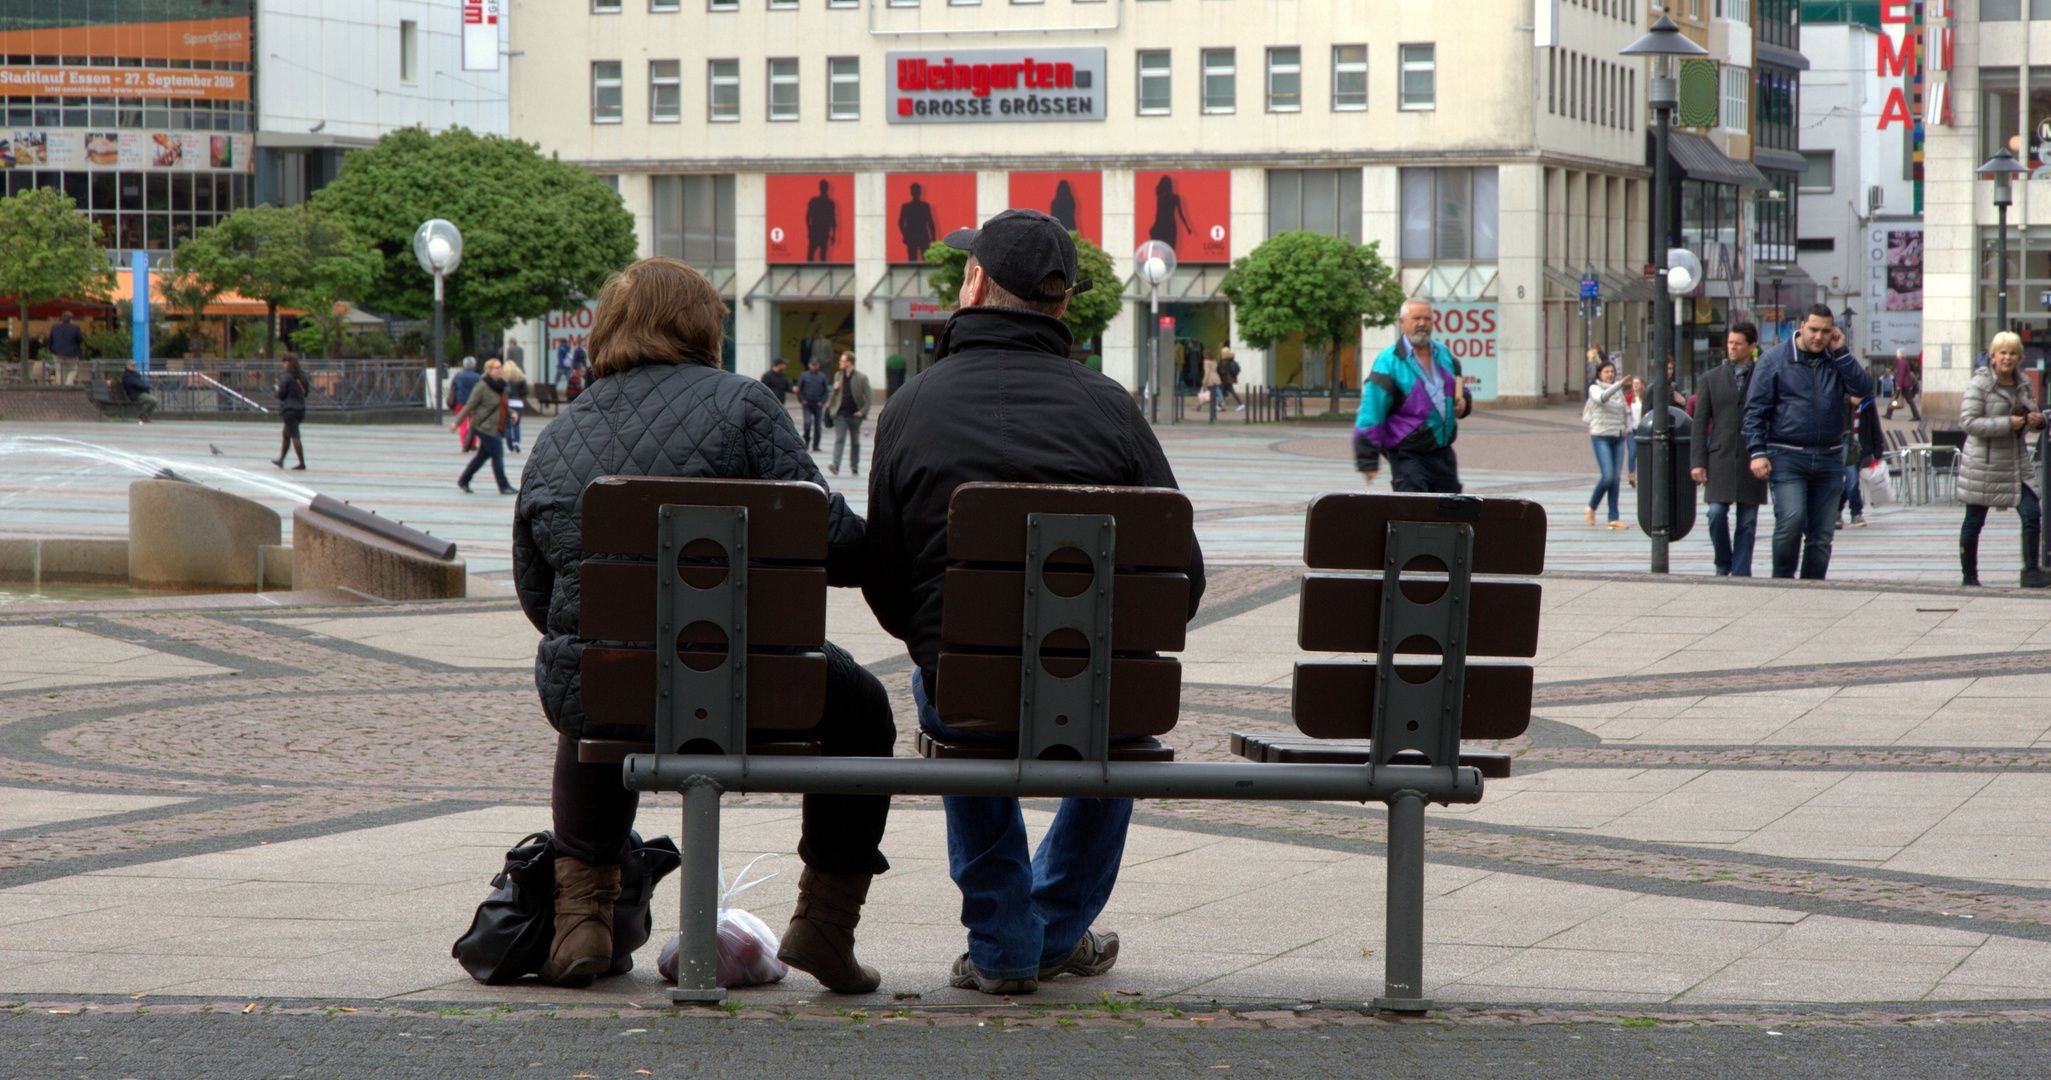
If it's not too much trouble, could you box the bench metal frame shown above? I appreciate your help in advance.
[624,508,1483,1012]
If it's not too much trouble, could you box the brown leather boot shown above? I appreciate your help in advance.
[540,856,620,987]
[777,867,881,994]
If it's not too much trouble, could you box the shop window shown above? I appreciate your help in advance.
[828,57,860,119]
[2028,67,2051,170]
[768,58,799,120]
[1400,44,1435,111]
[592,61,623,123]
[1267,169,1363,240]
[1202,49,1234,114]
[1266,47,1301,113]
[1138,50,1171,114]
[1983,68,2020,162]
[1400,166,1497,261]
[653,174,736,266]
[1984,0,2021,18]
[651,60,682,122]
[709,59,740,121]
[1333,45,1366,111]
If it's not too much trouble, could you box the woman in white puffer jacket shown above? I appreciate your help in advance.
[1585,360,1632,528]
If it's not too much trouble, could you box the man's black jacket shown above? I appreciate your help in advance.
[864,307,1205,672]
[119,368,150,399]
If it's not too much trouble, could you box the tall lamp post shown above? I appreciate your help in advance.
[1623,16,1708,575]
[1978,149,2037,572]
[413,219,463,421]
[1136,239,1175,424]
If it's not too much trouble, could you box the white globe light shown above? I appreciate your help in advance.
[428,236,452,269]
[1144,256,1167,285]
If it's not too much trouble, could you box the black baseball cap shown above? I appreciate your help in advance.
[943,209,1093,303]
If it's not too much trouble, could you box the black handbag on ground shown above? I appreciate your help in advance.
[452,830,682,985]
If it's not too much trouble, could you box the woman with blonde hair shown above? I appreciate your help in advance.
[501,359,529,452]
[511,257,895,993]
[1958,331,2048,587]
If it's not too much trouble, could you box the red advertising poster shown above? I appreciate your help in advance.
[884,173,977,263]
[1133,170,1230,263]
[1008,171,1101,246]
[766,174,854,264]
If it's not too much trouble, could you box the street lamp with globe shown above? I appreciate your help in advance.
[1135,239,1176,423]
[1977,147,2039,572]
[413,219,464,420]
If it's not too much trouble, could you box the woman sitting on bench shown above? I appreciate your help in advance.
[511,256,896,992]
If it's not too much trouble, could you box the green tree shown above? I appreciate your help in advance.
[174,204,378,358]
[922,231,1122,348]
[1220,231,1405,416]
[310,126,637,357]
[158,273,224,355]
[0,187,112,371]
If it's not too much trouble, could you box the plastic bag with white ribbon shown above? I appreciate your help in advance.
[657,853,788,988]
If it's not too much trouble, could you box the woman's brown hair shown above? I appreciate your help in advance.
[587,256,730,377]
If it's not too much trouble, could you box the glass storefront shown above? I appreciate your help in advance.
[1979,225,2051,369]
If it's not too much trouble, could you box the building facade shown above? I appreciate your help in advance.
[509,0,1655,405]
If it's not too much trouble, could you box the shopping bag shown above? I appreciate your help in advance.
[657,853,789,988]
[1196,389,1212,406]
[1859,461,1895,508]
[452,830,680,984]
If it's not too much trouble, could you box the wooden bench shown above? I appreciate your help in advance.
[596,481,1545,1011]
[530,383,563,416]
[89,379,143,419]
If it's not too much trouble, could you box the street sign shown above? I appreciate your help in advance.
[1579,276,1599,300]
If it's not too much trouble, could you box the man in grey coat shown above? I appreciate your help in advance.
[1691,321,1770,576]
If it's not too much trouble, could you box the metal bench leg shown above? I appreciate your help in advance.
[669,774,727,1004]
[1374,789,1432,1015]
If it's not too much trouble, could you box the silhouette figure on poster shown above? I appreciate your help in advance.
[806,179,840,262]
[897,182,939,262]
[1049,179,1078,232]
[1148,174,1193,252]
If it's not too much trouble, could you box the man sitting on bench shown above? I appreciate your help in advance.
[863,210,1206,995]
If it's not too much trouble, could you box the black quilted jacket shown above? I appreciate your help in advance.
[512,359,864,738]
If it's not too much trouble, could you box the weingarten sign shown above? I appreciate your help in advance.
[887,48,1106,124]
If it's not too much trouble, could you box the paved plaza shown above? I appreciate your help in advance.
[3,410,2051,1073]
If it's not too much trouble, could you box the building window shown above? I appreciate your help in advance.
[1267,47,1301,113]
[653,174,737,266]
[399,20,418,85]
[709,0,738,9]
[768,58,799,120]
[592,61,623,123]
[709,59,740,121]
[1267,168,1364,239]
[1333,45,1367,111]
[1400,166,1498,261]
[1723,63,1750,135]
[1800,150,1833,192]
[1202,49,1235,113]
[1724,0,1750,18]
[593,0,621,10]
[828,56,860,119]
[829,0,859,7]
[1982,0,2021,19]
[651,60,682,122]
[652,0,680,10]
[769,0,798,9]
[1138,50,1172,114]
[1547,49,1556,114]
[1399,44,1435,111]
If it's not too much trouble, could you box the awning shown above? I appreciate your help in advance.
[703,267,737,300]
[1665,131,1770,190]
[1752,147,1808,177]
[1120,265,1230,303]
[743,265,856,306]
[1754,43,1810,72]
[1404,263,1498,302]
[113,270,308,316]
[863,266,936,307]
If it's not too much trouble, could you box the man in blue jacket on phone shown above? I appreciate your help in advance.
[1742,303,1874,579]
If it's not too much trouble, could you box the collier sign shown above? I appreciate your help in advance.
[887,48,1106,124]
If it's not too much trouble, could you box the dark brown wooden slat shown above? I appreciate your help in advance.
[914,729,1175,762]
[578,561,827,645]
[1302,493,1547,575]
[1290,659,1533,741]
[946,483,1193,567]
[941,568,1189,652]
[933,652,1181,736]
[578,647,827,730]
[1227,731,1511,778]
[580,477,829,560]
[577,739,822,764]
[1296,574,1542,657]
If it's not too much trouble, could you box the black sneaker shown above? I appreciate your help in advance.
[949,954,1036,995]
[1038,930,1120,980]
[2023,568,2050,589]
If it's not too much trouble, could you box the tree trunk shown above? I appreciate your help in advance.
[265,302,277,359]
[459,317,476,361]
[1327,326,1345,419]
[18,299,29,376]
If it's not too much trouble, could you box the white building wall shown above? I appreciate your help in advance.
[256,0,510,140]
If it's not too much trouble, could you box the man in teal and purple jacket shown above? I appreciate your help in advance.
[1354,299,1470,492]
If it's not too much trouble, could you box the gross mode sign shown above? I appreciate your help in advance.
[888,47,1106,123]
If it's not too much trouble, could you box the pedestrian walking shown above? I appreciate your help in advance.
[1957,332,2049,588]
[512,255,894,991]
[120,359,158,423]
[865,209,1204,996]
[566,352,590,401]
[1742,303,1876,580]
[504,335,525,377]
[449,357,481,451]
[1885,348,1922,421]
[503,361,529,453]
[1583,344,1605,389]
[796,356,830,450]
[1217,345,1244,409]
[450,358,514,494]
[1584,361,1631,529]
[49,310,83,382]
[1691,321,1769,576]
[1625,375,1644,486]
[1200,346,1221,420]
[1840,393,1883,528]
[825,351,870,476]
[555,340,573,385]
[1354,299,1471,492]
[762,357,791,403]
[272,356,309,470]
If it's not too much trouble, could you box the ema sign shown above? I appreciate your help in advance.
[887,48,1106,124]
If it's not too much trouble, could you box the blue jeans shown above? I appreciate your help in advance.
[802,402,824,449]
[913,669,1133,980]
[1767,446,1846,579]
[1706,501,1759,577]
[1589,435,1626,521]
[1841,462,1863,516]
[459,433,510,492]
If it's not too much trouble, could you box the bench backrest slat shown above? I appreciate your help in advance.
[1298,573,1540,657]
[947,483,1192,567]
[582,476,828,560]
[1301,492,1546,575]
[942,568,1189,653]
